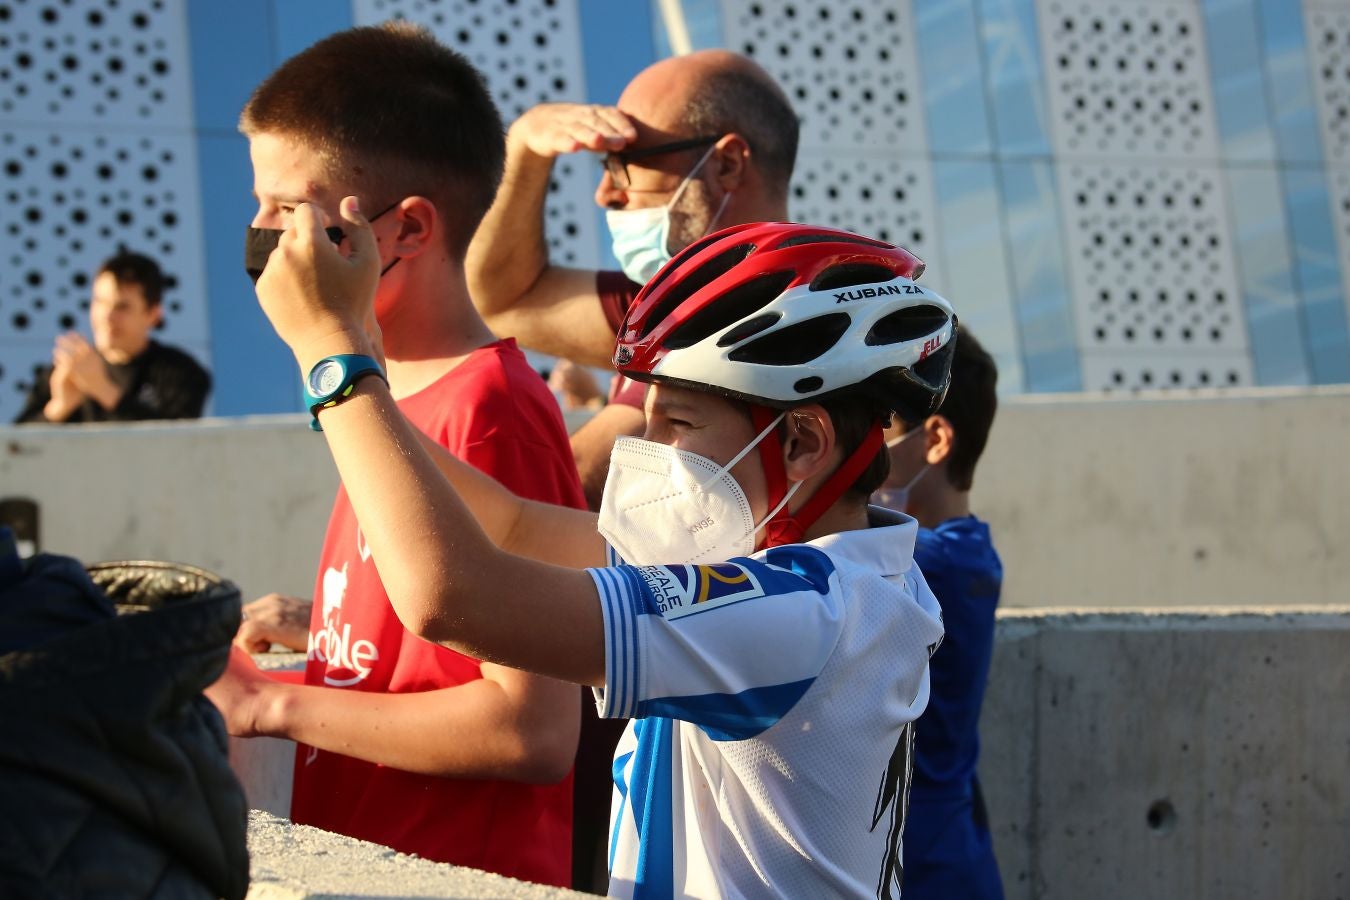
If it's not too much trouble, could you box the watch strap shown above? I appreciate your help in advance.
[305,354,386,432]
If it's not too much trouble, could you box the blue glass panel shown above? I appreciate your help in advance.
[1257,0,1323,164]
[1281,168,1350,383]
[975,0,1052,157]
[1225,166,1311,385]
[915,0,993,155]
[582,1,656,102]
[1202,0,1278,162]
[651,0,722,56]
[187,0,275,132]
[196,135,304,415]
[996,161,1081,392]
[931,160,1025,392]
[273,1,353,61]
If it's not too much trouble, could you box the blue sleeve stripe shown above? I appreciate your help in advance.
[589,566,633,718]
[615,567,638,718]
[637,677,817,741]
[618,566,647,714]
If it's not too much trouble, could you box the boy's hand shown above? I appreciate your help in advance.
[255,196,381,368]
[236,593,312,653]
[204,646,277,738]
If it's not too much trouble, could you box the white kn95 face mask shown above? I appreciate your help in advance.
[596,412,801,566]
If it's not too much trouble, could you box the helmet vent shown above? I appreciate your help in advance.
[641,242,757,338]
[809,264,901,292]
[778,232,891,251]
[645,230,732,295]
[716,312,782,347]
[793,376,824,393]
[728,312,851,366]
[665,270,795,349]
[865,305,951,346]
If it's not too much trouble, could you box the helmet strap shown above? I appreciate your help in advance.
[750,404,886,548]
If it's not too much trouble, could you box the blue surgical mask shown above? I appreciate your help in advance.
[606,144,730,285]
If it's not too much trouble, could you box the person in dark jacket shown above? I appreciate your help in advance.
[0,529,249,899]
[14,251,211,424]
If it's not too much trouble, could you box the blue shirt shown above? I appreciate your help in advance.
[910,516,1002,799]
[903,515,1004,900]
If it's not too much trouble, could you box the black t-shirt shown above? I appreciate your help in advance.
[14,340,212,424]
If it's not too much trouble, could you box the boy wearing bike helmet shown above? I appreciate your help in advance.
[231,205,956,899]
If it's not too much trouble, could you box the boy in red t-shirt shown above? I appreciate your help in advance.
[207,24,583,887]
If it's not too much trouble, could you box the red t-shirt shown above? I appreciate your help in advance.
[290,338,586,887]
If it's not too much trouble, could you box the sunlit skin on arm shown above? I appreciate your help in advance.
[253,197,609,687]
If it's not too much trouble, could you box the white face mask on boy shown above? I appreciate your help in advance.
[605,144,731,286]
[870,427,928,513]
[597,412,801,566]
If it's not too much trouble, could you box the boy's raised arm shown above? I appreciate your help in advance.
[254,198,607,686]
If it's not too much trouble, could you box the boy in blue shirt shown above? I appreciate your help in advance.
[875,329,1004,899]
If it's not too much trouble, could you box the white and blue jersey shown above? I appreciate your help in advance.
[588,509,945,899]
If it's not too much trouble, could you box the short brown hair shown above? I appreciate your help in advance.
[239,22,505,257]
[682,66,799,202]
[97,251,164,308]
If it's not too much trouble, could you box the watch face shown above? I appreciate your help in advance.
[309,359,345,396]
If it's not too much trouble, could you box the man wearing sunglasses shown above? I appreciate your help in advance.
[465,49,799,504]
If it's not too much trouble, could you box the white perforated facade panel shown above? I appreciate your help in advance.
[722,1,942,287]
[1306,5,1350,165]
[1040,0,1219,160]
[1038,0,1251,391]
[1306,6,1350,338]
[0,0,193,126]
[0,1,207,422]
[353,0,600,269]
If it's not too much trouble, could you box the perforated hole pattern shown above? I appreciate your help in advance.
[1307,5,1350,164]
[1040,0,1250,392]
[0,0,205,421]
[724,0,921,152]
[724,1,940,289]
[1040,0,1218,160]
[0,0,191,124]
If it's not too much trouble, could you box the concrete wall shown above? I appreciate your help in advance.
[980,607,1350,900]
[3,387,1347,608]
[977,386,1350,608]
[229,608,1350,898]
[1,416,336,603]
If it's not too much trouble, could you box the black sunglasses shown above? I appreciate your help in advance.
[602,135,721,190]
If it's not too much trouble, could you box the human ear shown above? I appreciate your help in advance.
[387,196,437,259]
[783,405,836,483]
[712,134,751,192]
[924,415,955,466]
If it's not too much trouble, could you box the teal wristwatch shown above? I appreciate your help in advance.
[304,354,387,432]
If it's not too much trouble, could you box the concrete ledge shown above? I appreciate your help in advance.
[980,606,1350,900]
[246,810,592,899]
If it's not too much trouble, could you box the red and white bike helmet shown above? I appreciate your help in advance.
[612,221,955,424]
[612,222,958,547]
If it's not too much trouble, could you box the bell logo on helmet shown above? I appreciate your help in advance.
[920,335,943,360]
